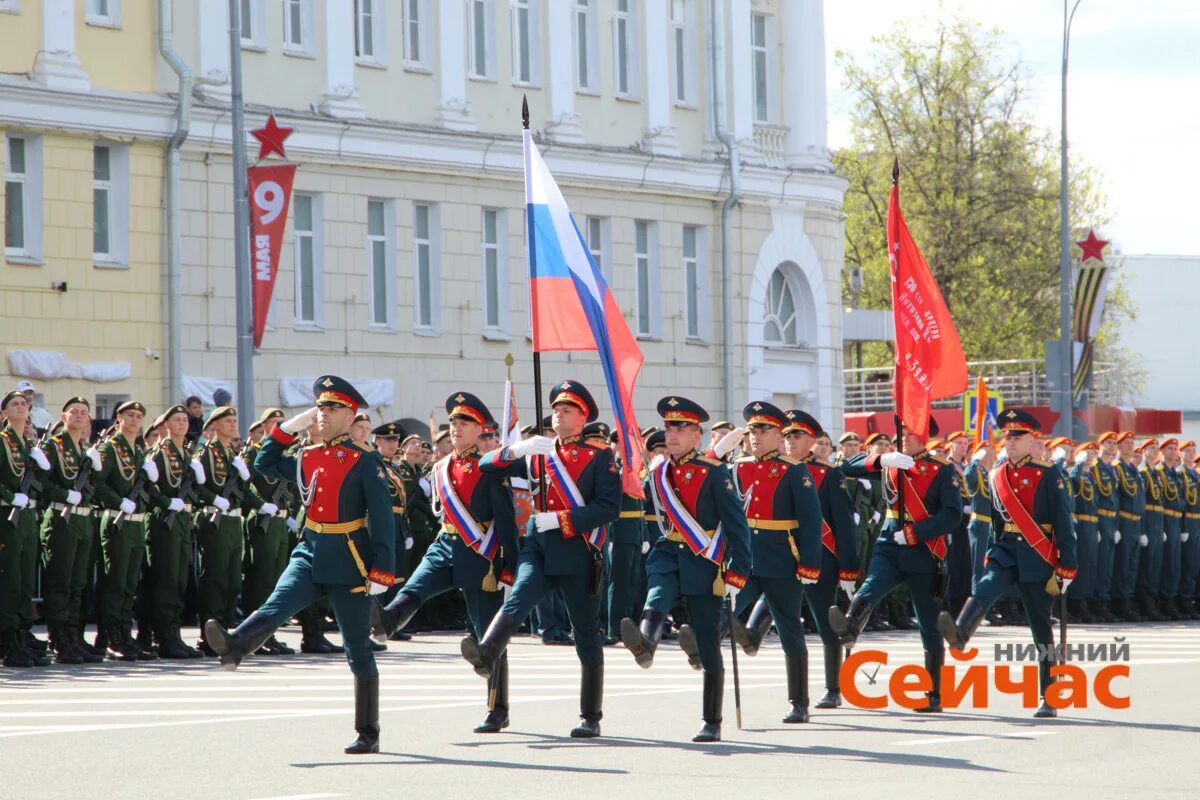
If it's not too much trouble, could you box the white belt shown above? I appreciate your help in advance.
[113,511,148,523]
[49,501,93,517]
[3,501,38,511]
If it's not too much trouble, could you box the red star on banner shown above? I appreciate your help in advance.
[1075,229,1109,263]
[250,113,293,160]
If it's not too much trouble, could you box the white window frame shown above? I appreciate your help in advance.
[5,134,43,263]
[366,198,396,331]
[85,0,121,28]
[509,0,540,87]
[671,0,695,107]
[612,0,640,99]
[584,216,611,285]
[751,12,776,124]
[92,142,129,269]
[355,0,388,66]
[412,202,441,334]
[682,224,708,342]
[634,219,660,339]
[401,0,431,71]
[572,0,598,93]
[0,1,20,15]
[282,0,314,56]
[293,192,324,329]
[481,208,510,337]
[467,0,495,81]
[237,0,266,51]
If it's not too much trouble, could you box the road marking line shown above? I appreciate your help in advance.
[898,731,1059,745]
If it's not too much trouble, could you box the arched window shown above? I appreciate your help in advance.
[763,267,798,346]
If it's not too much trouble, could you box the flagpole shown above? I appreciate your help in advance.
[892,159,908,544]
[523,96,548,512]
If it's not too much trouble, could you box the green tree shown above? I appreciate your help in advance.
[836,17,1123,368]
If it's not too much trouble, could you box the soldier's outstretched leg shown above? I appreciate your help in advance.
[828,593,875,649]
[937,595,990,651]
[371,590,423,642]
[205,610,278,670]
[620,606,666,668]
[692,670,724,743]
[731,595,773,656]
[460,612,520,679]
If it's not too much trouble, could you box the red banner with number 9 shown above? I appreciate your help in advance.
[248,163,297,347]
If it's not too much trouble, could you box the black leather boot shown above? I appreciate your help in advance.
[938,596,988,651]
[731,598,773,656]
[300,616,340,653]
[264,634,295,655]
[692,669,724,742]
[1034,658,1057,718]
[173,626,203,658]
[782,655,810,723]
[914,650,943,713]
[814,643,842,709]
[569,665,603,738]
[371,591,422,644]
[205,611,278,671]
[620,608,666,668]
[461,613,519,680]
[344,676,381,754]
[155,624,191,659]
[50,624,84,665]
[123,624,157,661]
[69,626,103,663]
[3,629,36,668]
[1139,594,1165,622]
[828,594,874,648]
[474,652,510,733]
[105,624,138,661]
[675,624,703,671]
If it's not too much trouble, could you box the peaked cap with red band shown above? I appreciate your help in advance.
[742,400,786,429]
[657,395,710,426]
[313,375,367,412]
[444,391,492,427]
[549,379,598,422]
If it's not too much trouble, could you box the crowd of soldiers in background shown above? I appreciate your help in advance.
[1,378,1197,670]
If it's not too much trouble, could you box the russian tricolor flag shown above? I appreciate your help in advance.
[523,128,645,498]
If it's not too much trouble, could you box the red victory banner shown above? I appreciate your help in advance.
[247,162,296,348]
[887,163,967,439]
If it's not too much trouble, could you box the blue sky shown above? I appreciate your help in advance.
[824,0,1200,256]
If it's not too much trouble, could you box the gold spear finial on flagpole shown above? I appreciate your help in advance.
[505,352,514,382]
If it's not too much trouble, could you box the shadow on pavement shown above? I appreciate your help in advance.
[290,752,626,775]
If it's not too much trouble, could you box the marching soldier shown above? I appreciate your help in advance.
[1067,442,1100,623]
[964,440,994,594]
[290,415,344,656]
[192,406,251,654]
[206,375,397,754]
[829,417,962,713]
[243,408,297,655]
[939,409,1077,718]
[1091,433,1122,622]
[92,400,157,661]
[857,433,896,631]
[372,394,521,733]
[1111,432,1145,622]
[1179,440,1200,619]
[371,421,415,600]
[1136,439,1167,621]
[620,396,752,742]
[460,379,621,739]
[37,398,103,663]
[1157,438,1187,619]
[606,427,646,646]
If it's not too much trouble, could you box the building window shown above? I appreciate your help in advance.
[85,0,120,27]
[634,220,659,337]
[5,136,28,255]
[764,267,798,346]
[613,0,638,98]
[751,13,774,123]
[237,0,265,49]
[92,143,128,267]
[402,0,429,69]
[413,203,440,332]
[683,225,707,339]
[355,0,387,64]
[510,0,540,86]
[481,208,508,334]
[573,0,598,92]
[0,1,19,14]
[671,0,694,105]
[367,199,395,330]
[468,0,494,80]
[283,0,312,54]
[293,193,323,327]
[585,216,610,284]
[93,146,112,259]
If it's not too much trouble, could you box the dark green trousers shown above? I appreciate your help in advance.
[142,511,193,628]
[98,512,148,626]
[195,512,244,626]
[0,507,39,632]
[40,508,95,627]
[244,513,290,610]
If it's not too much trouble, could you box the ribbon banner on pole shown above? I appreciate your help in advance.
[247,163,297,348]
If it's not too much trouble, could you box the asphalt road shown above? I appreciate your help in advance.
[2,620,1196,799]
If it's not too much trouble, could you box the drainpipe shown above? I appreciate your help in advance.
[158,0,191,407]
[710,0,740,420]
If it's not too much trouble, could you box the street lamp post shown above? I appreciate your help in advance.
[229,0,254,434]
[1057,0,1083,436]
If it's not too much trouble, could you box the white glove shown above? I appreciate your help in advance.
[232,456,250,481]
[1052,447,1067,463]
[1114,531,1121,545]
[1096,530,1101,543]
[10,492,29,509]
[418,477,432,497]
[534,511,560,532]
[871,511,881,524]
[259,502,279,516]
[725,583,741,601]
[971,448,987,463]
[648,453,666,472]
[641,541,650,554]
[859,479,872,490]
[1060,577,1074,594]
[119,498,136,515]
[1074,451,1088,466]
[853,512,861,525]
[405,537,414,550]
[946,534,953,546]
[839,579,857,596]
[508,435,556,459]
[1162,531,1167,542]
[880,452,915,470]
[713,426,746,459]
[368,581,389,595]
[280,407,319,435]
[86,446,103,471]
[141,458,159,483]
[66,490,82,506]
[30,448,49,470]
[1182,532,1190,542]
[286,517,299,532]
[800,575,818,585]
[1138,534,1148,547]
[213,495,231,512]
[167,498,185,512]
[190,460,206,482]
[893,529,908,546]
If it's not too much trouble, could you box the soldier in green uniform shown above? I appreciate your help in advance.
[91,400,157,661]
[371,421,414,601]
[939,409,1077,718]
[35,398,102,663]
[0,390,50,667]
[192,406,250,655]
[242,408,297,655]
[1067,442,1100,623]
[397,433,441,632]
[1156,438,1187,619]
[605,424,646,646]
[1136,439,1167,621]
[208,375,397,754]
[1091,433,1122,622]
[1110,432,1145,621]
[1178,441,1200,619]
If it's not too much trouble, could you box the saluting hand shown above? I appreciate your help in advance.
[280,407,319,435]
[712,426,746,459]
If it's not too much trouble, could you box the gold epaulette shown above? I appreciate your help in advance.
[1031,458,1053,468]
[696,454,722,466]
[925,454,951,465]
[777,454,801,465]
[735,455,756,464]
